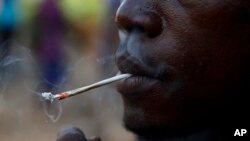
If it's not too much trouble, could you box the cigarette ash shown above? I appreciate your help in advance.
[42,92,55,103]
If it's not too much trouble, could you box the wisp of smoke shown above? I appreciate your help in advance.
[0,41,64,123]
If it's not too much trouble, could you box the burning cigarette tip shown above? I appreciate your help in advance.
[57,92,70,100]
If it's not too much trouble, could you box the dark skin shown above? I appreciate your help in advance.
[57,0,250,140]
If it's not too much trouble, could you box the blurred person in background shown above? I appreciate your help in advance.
[32,0,66,92]
[0,0,18,60]
[0,0,20,86]
[56,0,249,141]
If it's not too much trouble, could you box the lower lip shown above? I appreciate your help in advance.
[116,75,158,94]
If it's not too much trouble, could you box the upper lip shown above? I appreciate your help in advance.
[116,53,161,80]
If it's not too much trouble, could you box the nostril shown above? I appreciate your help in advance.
[116,12,163,38]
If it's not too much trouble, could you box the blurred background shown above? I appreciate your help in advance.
[0,0,135,141]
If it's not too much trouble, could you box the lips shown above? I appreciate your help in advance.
[115,52,162,95]
[117,75,159,95]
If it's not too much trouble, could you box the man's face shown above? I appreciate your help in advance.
[115,0,249,138]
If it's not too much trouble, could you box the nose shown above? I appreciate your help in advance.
[115,0,163,38]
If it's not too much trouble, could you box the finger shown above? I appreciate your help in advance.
[56,126,87,141]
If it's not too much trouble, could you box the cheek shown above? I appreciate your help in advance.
[152,26,244,96]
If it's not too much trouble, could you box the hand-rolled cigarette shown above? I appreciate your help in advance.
[42,73,132,102]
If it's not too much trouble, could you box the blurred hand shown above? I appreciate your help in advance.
[56,126,101,141]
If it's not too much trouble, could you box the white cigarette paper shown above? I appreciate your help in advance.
[42,73,131,102]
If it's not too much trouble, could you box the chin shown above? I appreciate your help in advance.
[121,99,214,140]
[123,117,195,140]
[122,107,200,140]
